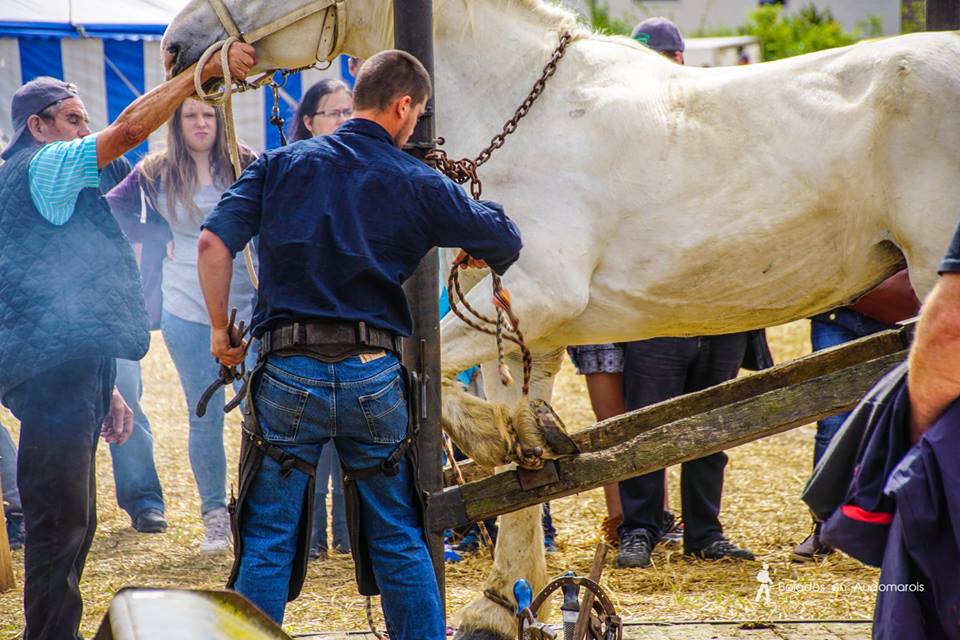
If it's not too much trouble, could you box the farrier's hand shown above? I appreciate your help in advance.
[211,326,247,367]
[102,388,134,445]
[453,249,488,270]
[200,42,256,84]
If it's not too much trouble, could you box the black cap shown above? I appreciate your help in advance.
[2,76,79,160]
[631,17,685,54]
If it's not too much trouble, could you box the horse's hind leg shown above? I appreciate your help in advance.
[454,349,564,640]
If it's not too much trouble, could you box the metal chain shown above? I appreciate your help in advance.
[432,32,573,396]
[425,31,573,199]
[475,31,573,168]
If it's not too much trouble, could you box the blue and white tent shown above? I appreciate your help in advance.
[0,0,353,162]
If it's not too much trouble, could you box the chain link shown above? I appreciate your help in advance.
[426,31,573,200]
[432,33,573,400]
[475,31,573,168]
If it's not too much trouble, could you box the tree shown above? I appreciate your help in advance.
[581,0,633,36]
[578,1,882,61]
[742,4,861,61]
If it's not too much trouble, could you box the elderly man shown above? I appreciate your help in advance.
[0,43,253,640]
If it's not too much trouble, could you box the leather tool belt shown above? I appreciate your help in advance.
[259,319,401,357]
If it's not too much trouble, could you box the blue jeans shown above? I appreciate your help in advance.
[810,309,891,467]
[161,311,257,514]
[110,358,164,519]
[311,443,350,552]
[234,352,443,637]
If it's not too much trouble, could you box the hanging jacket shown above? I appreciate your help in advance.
[873,398,960,640]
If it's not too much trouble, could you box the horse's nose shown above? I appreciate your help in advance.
[164,44,181,77]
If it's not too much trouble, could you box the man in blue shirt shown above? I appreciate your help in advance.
[0,43,254,640]
[198,50,522,635]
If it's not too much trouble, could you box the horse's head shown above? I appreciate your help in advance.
[162,0,395,79]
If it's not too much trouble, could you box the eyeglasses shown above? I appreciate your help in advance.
[314,108,353,119]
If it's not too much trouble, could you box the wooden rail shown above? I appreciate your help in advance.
[0,473,15,592]
[430,327,911,532]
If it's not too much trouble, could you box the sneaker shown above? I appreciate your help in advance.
[444,544,463,564]
[792,524,833,562]
[309,546,328,561]
[543,535,558,553]
[616,530,652,568]
[453,526,481,553]
[687,537,755,561]
[200,507,232,554]
[661,511,683,546]
[132,508,168,534]
[6,513,24,551]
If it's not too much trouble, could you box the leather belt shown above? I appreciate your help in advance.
[259,320,402,357]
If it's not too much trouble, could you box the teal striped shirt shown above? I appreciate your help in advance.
[27,135,100,226]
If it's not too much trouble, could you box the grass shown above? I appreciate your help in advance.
[0,320,878,637]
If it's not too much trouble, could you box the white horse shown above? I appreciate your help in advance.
[163,1,960,637]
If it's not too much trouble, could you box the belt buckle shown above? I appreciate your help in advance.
[356,320,369,345]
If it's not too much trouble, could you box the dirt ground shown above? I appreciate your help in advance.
[0,320,879,637]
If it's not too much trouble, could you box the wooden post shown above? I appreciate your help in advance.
[571,544,607,640]
[429,348,908,531]
[393,0,445,616]
[445,326,911,486]
[0,473,15,592]
[927,0,960,29]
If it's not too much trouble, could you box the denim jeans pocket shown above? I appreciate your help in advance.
[357,372,407,444]
[254,371,308,441]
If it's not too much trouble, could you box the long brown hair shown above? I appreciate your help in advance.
[139,99,255,230]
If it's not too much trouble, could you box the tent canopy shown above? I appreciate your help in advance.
[0,0,186,39]
[0,0,350,159]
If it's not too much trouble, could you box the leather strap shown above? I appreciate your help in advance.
[260,320,402,357]
[207,0,242,39]
[242,0,342,47]
[203,0,346,63]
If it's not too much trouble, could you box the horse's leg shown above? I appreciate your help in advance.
[454,348,565,640]
[440,269,586,468]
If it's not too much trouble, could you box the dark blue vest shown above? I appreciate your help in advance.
[0,146,150,398]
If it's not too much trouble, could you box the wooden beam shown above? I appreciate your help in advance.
[0,473,15,592]
[429,349,907,532]
[444,327,911,486]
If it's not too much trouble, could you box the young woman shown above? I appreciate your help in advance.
[107,98,257,553]
[291,79,353,559]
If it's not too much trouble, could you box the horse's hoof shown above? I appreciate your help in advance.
[453,628,512,640]
[529,398,579,455]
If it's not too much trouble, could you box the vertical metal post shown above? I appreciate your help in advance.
[393,0,445,617]
[927,0,960,28]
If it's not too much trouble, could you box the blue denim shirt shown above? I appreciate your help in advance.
[204,118,522,338]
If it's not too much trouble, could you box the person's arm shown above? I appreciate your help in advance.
[420,178,523,274]
[907,273,960,441]
[96,42,255,169]
[198,229,247,366]
[105,165,147,240]
[198,155,267,365]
